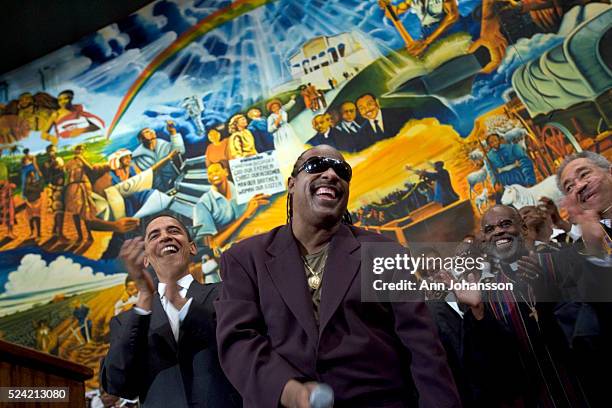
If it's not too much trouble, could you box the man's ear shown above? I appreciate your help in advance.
[143,256,150,268]
[189,241,197,256]
[287,176,295,193]
[520,220,529,236]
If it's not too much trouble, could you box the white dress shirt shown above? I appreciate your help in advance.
[565,220,611,267]
[367,110,385,133]
[134,274,194,341]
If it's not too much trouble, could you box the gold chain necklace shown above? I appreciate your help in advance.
[302,254,327,290]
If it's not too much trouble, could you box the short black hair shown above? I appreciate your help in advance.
[58,89,74,98]
[355,92,378,104]
[286,148,352,225]
[137,127,154,141]
[143,212,192,241]
[486,133,501,143]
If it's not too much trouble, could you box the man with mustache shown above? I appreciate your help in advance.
[557,151,611,263]
[101,214,240,407]
[557,151,612,401]
[215,145,460,407]
[455,205,590,406]
[355,93,458,148]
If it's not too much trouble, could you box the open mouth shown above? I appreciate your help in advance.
[494,237,514,250]
[579,189,596,203]
[160,244,179,255]
[314,185,339,201]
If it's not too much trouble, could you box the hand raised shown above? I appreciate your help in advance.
[119,237,155,295]
[245,194,271,218]
[453,272,482,308]
[517,252,542,282]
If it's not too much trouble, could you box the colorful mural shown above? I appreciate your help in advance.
[0,0,610,393]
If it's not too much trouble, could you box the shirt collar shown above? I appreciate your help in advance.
[602,219,611,228]
[209,181,236,200]
[157,273,194,299]
[369,110,383,128]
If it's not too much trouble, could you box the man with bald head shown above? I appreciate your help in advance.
[455,204,590,406]
[216,145,460,407]
[101,214,240,407]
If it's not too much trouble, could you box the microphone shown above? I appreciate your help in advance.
[309,383,334,408]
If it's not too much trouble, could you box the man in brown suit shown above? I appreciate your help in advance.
[215,145,460,407]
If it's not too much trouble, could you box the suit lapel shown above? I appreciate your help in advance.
[318,224,361,337]
[150,294,178,354]
[178,281,215,348]
[265,225,319,343]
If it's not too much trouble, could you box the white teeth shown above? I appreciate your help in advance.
[161,245,178,254]
[316,187,336,198]
[495,238,511,248]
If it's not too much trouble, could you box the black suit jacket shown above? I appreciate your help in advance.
[215,224,460,408]
[101,281,241,408]
[357,108,413,147]
[306,127,344,148]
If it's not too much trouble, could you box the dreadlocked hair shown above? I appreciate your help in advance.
[286,150,352,225]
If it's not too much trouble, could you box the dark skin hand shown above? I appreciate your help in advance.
[539,197,571,232]
[516,252,542,282]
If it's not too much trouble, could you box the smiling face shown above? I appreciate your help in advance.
[207,162,228,186]
[560,157,612,214]
[144,216,196,280]
[481,206,525,261]
[356,94,380,121]
[288,146,350,228]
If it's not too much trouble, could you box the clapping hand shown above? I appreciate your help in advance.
[119,237,155,310]
[517,252,542,282]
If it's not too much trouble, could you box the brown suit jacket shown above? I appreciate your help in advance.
[215,224,460,407]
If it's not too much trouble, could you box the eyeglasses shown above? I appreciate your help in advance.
[293,156,352,182]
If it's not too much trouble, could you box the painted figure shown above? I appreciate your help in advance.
[64,145,96,243]
[486,133,536,187]
[132,121,183,191]
[42,90,105,144]
[227,114,257,159]
[247,108,275,152]
[266,96,303,163]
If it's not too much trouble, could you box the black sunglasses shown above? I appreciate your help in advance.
[293,156,352,182]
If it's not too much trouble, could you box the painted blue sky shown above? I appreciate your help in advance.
[0,0,567,153]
